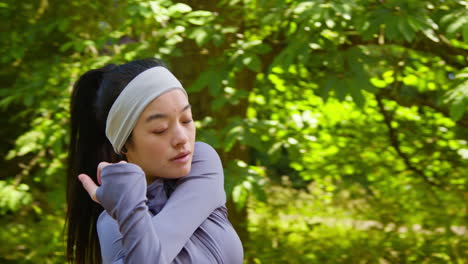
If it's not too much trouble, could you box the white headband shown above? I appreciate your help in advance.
[105,66,187,154]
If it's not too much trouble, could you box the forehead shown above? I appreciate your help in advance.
[141,88,189,114]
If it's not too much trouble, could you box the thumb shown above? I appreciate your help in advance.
[78,174,100,204]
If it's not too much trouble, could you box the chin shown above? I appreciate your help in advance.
[178,165,191,177]
[166,165,192,179]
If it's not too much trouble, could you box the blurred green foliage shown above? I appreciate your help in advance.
[0,0,466,263]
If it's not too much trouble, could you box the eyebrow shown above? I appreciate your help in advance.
[145,104,191,123]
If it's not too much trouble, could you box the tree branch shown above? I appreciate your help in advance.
[345,34,467,70]
[377,87,468,128]
[375,95,441,187]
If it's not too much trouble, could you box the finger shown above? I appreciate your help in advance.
[78,174,100,204]
[97,162,111,185]
[119,160,127,163]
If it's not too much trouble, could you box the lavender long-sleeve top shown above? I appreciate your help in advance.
[96,142,244,263]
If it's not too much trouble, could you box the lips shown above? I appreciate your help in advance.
[170,151,191,162]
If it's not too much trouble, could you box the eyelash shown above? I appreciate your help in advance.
[153,120,192,135]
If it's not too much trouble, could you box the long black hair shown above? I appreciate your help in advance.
[66,58,166,264]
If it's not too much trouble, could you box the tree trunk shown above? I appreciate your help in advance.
[171,47,255,248]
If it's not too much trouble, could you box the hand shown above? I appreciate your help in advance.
[78,161,127,204]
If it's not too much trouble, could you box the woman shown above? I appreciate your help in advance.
[66,58,243,264]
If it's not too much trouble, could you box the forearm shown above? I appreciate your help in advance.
[120,207,166,263]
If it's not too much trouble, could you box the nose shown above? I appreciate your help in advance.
[171,123,188,147]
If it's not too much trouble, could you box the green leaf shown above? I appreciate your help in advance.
[187,70,212,92]
[422,28,439,42]
[293,1,315,14]
[8,130,44,158]
[0,181,32,214]
[348,79,365,108]
[357,76,377,93]
[449,100,465,121]
[188,27,210,46]
[209,77,223,96]
[385,22,399,41]
[334,78,348,101]
[407,16,422,31]
[446,15,467,36]
[59,42,74,52]
[463,23,468,43]
[320,77,337,102]
[398,18,414,42]
[186,10,214,25]
[212,96,227,110]
[243,54,262,72]
[232,184,248,210]
[224,124,243,152]
[168,3,192,15]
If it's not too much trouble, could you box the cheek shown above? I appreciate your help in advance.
[147,138,167,155]
[135,135,166,157]
[188,123,196,140]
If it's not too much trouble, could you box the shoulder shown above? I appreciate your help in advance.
[195,141,218,155]
[181,141,224,180]
[194,141,221,160]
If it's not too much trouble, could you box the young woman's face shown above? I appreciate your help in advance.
[124,89,196,183]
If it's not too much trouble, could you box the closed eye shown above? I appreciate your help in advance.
[153,129,166,134]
